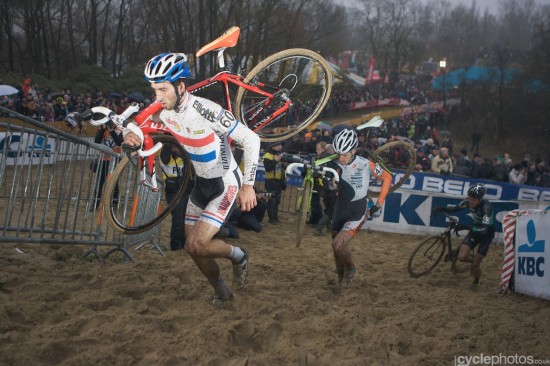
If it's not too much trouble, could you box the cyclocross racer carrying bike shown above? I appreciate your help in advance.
[329,128,392,287]
[432,183,494,289]
[123,53,261,303]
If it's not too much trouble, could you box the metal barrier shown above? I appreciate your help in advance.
[0,108,162,262]
[254,179,302,215]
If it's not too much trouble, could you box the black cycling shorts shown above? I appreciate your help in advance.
[462,227,495,256]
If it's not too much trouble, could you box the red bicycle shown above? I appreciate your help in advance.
[91,26,333,234]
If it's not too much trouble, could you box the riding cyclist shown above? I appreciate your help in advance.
[432,183,494,289]
[328,128,392,287]
[123,53,261,303]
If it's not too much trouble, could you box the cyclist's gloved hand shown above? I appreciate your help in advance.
[455,223,471,231]
[369,204,381,217]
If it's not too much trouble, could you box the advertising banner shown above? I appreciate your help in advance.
[514,212,550,299]
[271,169,550,239]
[0,132,55,165]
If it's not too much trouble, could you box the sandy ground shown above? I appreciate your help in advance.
[1,212,549,366]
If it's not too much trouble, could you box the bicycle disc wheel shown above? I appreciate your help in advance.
[104,135,192,234]
[368,141,416,198]
[235,48,333,142]
[295,180,312,247]
[407,235,446,278]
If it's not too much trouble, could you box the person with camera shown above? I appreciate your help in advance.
[262,141,286,224]
[93,119,123,207]
[508,163,527,185]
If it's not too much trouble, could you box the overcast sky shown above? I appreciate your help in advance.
[344,0,550,14]
[441,0,550,14]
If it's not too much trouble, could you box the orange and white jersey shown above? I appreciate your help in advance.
[334,155,392,205]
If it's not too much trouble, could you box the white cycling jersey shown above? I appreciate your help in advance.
[152,92,260,185]
[334,155,391,204]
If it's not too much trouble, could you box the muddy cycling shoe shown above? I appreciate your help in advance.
[212,292,234,305]
[232,247,249,289]
[343,266,357,288]
[313,227,324,236]
[444,249,460,262]
[210,278,233,304]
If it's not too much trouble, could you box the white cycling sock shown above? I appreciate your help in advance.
[229,245,245,263]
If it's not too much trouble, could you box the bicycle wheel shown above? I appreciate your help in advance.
[235,48,333,142]
[368,141,416,198]
[407,235,446,278]
[295,180,312,247]
[103,135,193,234]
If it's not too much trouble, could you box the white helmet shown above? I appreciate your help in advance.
[333,128,358,154]
[144,53,191,83]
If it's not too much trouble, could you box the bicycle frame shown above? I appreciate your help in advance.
[407,211,470,278]
[286,155,339,212]
[187,71,291,133]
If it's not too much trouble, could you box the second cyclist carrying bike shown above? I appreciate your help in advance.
[123,52,261,304]
[326,128,393,287]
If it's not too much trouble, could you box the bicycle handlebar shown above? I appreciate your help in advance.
[89,104,163,157]
[89,103,141,127]
[440,211,468,237]
[285,163,339,183]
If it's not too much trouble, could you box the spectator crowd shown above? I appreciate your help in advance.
[2,77,549,188]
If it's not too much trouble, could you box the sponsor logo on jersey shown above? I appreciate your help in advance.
[374,163,382,176]
[218,185,238,215]
[193,129,205,135]
[248,166,257,182]
[165,117,181,132]
[220,141,230,170]
[193,100,216,122]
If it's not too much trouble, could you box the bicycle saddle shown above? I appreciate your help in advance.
[196,26,240,57]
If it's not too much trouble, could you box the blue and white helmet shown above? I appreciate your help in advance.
[333,128,358,154]
[144,53,191,83]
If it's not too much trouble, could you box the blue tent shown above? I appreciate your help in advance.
[431,66,519,90]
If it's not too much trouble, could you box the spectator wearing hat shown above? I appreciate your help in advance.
[454,147,472,177]
[414,147,431,172]
[305,131,320,154]
[428,145,439,163]
[263,141,286,224]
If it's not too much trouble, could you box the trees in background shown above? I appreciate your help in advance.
[1,0,549,140]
